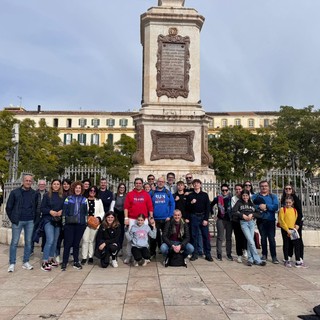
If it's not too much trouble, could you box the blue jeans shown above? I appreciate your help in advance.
[43,222,61,261]
[259,219,277,259]
[190,214,211,256]
[240,220,261,264]
[10,220,34,264]
[160,241,194,258]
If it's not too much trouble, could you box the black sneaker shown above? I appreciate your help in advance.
[217,254,222,261]
[259,261,266,266]
[88,258,94,265]
[73,262,82,270]
[227,255,233,261]
[247,261,253,267]
[81,259,87,265]
[61,263,67,271]
[261,255,267,261]
[205,255,213,262]
[272,258,279,264]
[190,254,198,261]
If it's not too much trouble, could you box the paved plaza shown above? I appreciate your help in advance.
[0,244,319,320]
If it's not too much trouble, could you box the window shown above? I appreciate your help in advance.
[91,118,100,128]
[209,120,214,128]
[91,134,99,145]
[64,134,73,145]
[67,118,72,128]
[79,118,87,127]
[248,118,255,128]
[235,118,241,126]
[119,118,128,127]
[221,119,228,128]
[106,118,115,127]
[264,119,270,127]
[53,118,59,128]
[107,133,113,145]
[78,133,87,145]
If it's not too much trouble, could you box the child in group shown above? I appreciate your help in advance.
[278,196,303,268]
[125,214,156,266]
[95,212,121,268]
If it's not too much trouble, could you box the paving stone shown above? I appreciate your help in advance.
[18,299,69,315]
[74,284,126,303]
[165,305,228,320]
[218,298,267,314]
[125,290,163,304]
[60,299,123,320]
[162,287,218,306]
[122,304,166,319]
[127,276,160,291]
[0,306,22,320]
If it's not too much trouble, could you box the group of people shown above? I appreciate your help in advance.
[213,180,306,268]
[5,171,306,273]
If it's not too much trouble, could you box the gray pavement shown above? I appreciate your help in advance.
[0,244,319,320]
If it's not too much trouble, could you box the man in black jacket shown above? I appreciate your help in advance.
[160,209,194,262]
[6,174,37,272]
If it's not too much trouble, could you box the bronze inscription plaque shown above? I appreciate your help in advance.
[160,43,186,89]
[150,130,195,161]
[156,27,190,98]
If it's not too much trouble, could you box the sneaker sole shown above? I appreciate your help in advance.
[22,266,33,270]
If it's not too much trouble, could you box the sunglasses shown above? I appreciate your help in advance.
[89,189,96,193]
[285,187,292,190]
[148,178,155,180]
[244,184,251,186]
[186,177,193,179]
[222,189,228,192]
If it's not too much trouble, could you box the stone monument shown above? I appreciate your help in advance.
[130,0,215,181]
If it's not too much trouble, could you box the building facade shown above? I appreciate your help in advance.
[3,106,278,146]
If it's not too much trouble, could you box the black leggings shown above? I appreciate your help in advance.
[131,246,150,262]
[100,243,118,268]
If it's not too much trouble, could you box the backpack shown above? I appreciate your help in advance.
[277,207,297,228]
[165,250,187,268]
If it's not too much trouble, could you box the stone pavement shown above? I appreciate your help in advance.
[0,244,319,320]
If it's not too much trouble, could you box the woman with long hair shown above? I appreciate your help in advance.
[81,185,105,265]
[61,181,88,271]
[40,179,64,271]
[280,184,305,266]
[110,183,127,254]
[233,190,266,267]
[95,212,121,268]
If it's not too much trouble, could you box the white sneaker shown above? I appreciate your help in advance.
[141,259,148,267]
[111,260,118,268]
[145,259,151,264]
[55,256,60,264]
[22,262,33,270]
[242,250,248,259]
[133,260,139,267]
[237,256,242,263]
[8,264,15,273]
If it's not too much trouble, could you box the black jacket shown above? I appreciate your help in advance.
[96,224,121,247]
[162,218,190,250]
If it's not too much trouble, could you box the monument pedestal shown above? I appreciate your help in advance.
[129,0,215,181]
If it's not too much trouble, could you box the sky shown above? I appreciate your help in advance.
[1,0,319,113]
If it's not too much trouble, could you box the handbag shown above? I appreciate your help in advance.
[65,215,79,224]
[87,216,100,229]
[51,216,62,227]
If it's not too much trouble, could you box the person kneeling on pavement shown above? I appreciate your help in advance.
[125,214,156,266]
[160,209,194,265]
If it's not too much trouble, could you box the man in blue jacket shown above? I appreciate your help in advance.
[6,174,37,272]
[252,180,279,264]
[149,176,175,258]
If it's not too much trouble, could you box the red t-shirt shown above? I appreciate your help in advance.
[124,189,153,220]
